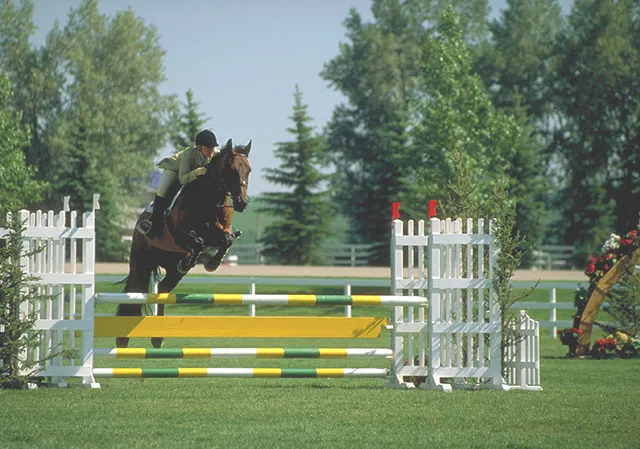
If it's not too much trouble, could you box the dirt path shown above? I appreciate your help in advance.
[95,263,587,281]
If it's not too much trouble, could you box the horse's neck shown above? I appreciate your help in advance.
[176,179,225,222]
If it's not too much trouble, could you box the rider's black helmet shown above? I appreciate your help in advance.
[195,129,218,148]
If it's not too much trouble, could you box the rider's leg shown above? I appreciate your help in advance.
[138,170,176,238]
[145,195,170,239]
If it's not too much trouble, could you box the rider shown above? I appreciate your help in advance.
[137,129,220,239]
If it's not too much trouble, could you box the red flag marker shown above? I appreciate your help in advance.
[428,200,438,218]
[391,202,400,220]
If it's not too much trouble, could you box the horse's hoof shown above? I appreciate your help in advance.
[151,338,164,348]
[177,257,193,274]
[204,257,222,272]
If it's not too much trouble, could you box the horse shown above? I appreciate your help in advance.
[117,139,252,348]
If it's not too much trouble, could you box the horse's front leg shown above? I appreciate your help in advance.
[174,225,206,274]
[201,227,236,272]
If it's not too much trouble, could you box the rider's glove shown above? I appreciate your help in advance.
[194,167,207,176]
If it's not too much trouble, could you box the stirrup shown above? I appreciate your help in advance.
[136,220,152,235]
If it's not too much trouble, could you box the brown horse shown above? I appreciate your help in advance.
[117,139,252,348]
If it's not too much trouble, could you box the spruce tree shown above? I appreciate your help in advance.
[259,86,332,265]
[170,88,209,151]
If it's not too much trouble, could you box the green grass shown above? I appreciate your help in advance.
[2,281,638,449]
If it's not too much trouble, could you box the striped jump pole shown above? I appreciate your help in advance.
[95,293,428,307]
[94,348,393,359]
[93,367,389,379]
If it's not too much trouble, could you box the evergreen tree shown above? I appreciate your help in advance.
[551,0,640,261]
[259,86,332,265]
[322,0,490,264]
[169,88,209,151]
[410,7,520,218]
[0,73,43,216]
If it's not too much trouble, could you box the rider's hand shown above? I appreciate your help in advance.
[194,167,207,176]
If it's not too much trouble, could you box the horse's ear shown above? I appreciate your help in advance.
[223,138,233,152]
[244,140,251,155]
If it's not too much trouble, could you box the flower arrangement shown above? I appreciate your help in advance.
[591,332,640,359]
[584,229,639,283]
[573,286,589,309]
[557,327,583,346]
[560,218,640,358]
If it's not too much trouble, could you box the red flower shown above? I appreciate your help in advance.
[628,229,638,238]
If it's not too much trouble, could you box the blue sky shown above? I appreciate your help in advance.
[31,0,572,195]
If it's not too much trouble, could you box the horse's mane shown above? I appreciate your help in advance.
[179,150,231,214]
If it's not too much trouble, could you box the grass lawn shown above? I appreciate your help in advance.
[1,281,638,449]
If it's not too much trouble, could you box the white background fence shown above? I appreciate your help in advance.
[224,243,376,266]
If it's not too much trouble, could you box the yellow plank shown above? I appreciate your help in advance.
[95,316,388,339]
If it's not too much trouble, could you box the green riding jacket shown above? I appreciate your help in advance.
[157,146,211,185]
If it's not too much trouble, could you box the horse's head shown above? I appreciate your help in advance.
[208,138,252,212]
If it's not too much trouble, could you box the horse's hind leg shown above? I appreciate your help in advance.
[118,233,153,348]
[150,259,187,348]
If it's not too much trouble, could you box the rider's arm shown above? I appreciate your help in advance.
[178,148,206,185]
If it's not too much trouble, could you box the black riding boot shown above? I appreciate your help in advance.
[145,195,169,239]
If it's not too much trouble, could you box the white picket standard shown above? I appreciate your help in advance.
[387,217,541,391]
[0,195,100,387]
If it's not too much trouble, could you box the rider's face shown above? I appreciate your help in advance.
[200,146,215,159]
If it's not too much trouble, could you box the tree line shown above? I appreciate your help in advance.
[1,0,638,266]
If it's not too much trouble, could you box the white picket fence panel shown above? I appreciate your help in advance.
[0,196,99,387]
